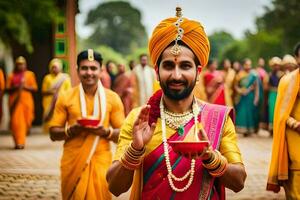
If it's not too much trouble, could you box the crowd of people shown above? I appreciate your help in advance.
[0,6,299,200]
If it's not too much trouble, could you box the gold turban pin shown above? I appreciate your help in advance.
[88,49,94,61]
[171,7,184,56]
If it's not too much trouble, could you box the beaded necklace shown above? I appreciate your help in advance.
[163,108,193,130]
[159,96,200,192]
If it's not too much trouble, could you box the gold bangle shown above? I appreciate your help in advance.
[129,142,146,156]
[120,155,141,170]
[65,125,70,138]
[209,155,228,177]
[106,127,114,140]
[203,150,221,170]
[120,144,144,171]
[287,117,299,129]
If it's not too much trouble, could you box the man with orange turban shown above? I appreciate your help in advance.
[6,56,38,149]
[107,7,246,199]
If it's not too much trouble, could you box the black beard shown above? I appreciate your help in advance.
[160,78,196,100]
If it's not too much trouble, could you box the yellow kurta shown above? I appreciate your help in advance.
[114,106,243,199]
[267,68,300,198]
[49,86,125,200]
[42,73,71,131]
[223,68,236,107]
[7,71,37,146]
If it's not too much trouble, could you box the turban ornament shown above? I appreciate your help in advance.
[170,7,184,56]
[88,49,95,61]
[148,7,210,67]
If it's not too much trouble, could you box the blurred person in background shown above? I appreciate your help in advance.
[232,61,241,73]
[6,56,37,149]
[282,54,297,74]
[234,58,260,136]
[42,58,71,132]
[256,58,269,130]
[220,58,236,107]
[106,60,117,87]
[267,57,283,134]
[203,59,226,105]
[132,53,156,107]
[100,63,112,89]
[0,64,5,123]
[112,63,134,116]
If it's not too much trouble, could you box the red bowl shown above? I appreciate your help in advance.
[77,118,100,127]
[168,141,209,157]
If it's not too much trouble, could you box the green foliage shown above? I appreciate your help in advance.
[256,0,300,51]
[125,47,148,65]
[244,29,284,60]
[0,0,58,53]
[85,1,147,55]
[221,40,248,62]
[217,0,300,63]
[95,45,127,65]
[209,31,235,60]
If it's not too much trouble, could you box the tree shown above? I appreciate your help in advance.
[85,1,147,55]
[208,31,235,60]
[96,45,126,65]
[255,0,300,52]
[0,0,58,53]
[221,40,248,62]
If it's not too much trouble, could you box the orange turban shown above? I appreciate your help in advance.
[148,16,210,67]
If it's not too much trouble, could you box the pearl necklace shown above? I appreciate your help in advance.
[160,96,199,192]
[164,108,193,130]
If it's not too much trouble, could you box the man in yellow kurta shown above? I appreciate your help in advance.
[49,49,125,200]
[267,42,300,199]
[6,56,37,149]
[42,58,71,131]
[107,7,246,199]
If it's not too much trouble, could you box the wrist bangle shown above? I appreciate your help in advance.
[65,125,70,138]
[106,127,113,140]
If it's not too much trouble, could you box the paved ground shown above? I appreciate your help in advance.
[0,128,285,200]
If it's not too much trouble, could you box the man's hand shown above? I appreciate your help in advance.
[132,105,156,150]
[68,124,85,137]
[84,125,109,137]
[295,123,300,133]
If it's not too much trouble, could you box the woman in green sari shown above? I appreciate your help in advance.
[234,58,260,136]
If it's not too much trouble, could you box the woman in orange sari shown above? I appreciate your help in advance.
[6,56,37,149]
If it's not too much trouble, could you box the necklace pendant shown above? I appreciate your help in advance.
[178,125,184,136]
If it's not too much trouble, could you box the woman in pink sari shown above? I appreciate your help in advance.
[203,60,226,105]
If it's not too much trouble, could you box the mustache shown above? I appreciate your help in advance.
[82,75,95,78]
[166,79,187,85]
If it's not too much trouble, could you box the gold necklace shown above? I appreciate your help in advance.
[163,108,193,130]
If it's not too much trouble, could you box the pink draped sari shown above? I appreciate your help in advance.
[142,103,233,200]
[204,71,226,105]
